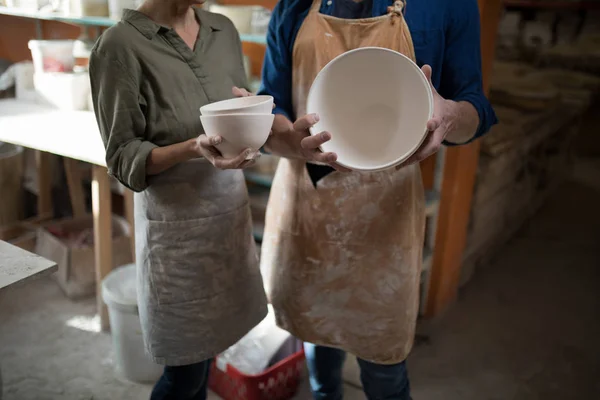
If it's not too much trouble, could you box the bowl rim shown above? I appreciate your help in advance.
[199,95,274,115]
[199,112,275,119]
[306,47,434,172]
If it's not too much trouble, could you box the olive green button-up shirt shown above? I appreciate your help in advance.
[90,8,247,192]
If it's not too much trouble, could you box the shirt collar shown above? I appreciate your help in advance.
[122,7,223,40]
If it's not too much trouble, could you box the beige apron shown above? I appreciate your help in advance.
[135,159,268,366]
[261,0,426,365]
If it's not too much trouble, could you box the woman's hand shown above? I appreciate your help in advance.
[194,134,259,170]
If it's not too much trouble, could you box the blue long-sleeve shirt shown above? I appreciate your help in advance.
[258,0,498,145]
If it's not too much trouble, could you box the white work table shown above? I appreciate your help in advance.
[0,99,134,330]
[0,240,58,399]
[0,240,57,292]
[0,99,105,166]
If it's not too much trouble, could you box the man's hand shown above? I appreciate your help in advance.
[232,86,252,98]
[266,114,351,172]
[233,86,350,171]
[233,86,276,112]
[397,65,478,169]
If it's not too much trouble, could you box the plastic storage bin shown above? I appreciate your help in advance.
[102,263,163,383]
[208,345,305,400]
[28,40,75,73]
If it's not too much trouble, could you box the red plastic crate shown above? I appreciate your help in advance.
[208,349,305,400]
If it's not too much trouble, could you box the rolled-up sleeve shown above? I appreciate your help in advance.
[89,51,157,192]
[257,0,294,121]
[439,0,498,145]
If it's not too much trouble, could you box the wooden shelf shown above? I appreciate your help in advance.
[0,6,268,44]
[0,6,114,26]
[244,170,274,188]
[239,34,267,45]
[253,221,264,242]
[425,190,440,216]
[422,247,433,275]
[503,1,600,10]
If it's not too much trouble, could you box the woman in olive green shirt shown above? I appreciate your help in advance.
[90,1,270,398]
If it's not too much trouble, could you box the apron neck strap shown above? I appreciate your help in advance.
[310,0,323,12]
[310,0,407,16]
[387,0,406,16]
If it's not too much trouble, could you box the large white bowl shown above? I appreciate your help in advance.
[306,47,433,171]
[200,95,274,116]
[200,113,275,158]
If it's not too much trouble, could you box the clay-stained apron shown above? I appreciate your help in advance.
[135,158,268,366]
[260,0,427,364]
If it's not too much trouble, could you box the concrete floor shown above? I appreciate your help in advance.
[1,178,599,400]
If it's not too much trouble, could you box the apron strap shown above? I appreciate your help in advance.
[310,0,323,13]
[387,0,406,16]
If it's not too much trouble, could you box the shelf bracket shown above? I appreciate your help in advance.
[35,19,42,39]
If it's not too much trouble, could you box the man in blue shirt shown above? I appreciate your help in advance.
[256,1,497,399]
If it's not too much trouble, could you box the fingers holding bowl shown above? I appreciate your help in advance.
[232,86,252,98]
[293,113,320,133]
[301,131,331,150]
[213,148,257,170]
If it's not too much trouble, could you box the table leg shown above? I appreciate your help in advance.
[551,13,562,46]
[63,158,86,218]
[0,292,3,400]
[123,190,136,262]
[35,151,53,216]
[92,165,112,331]
[574,10,587,41]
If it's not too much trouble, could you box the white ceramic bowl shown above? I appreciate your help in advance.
[200,113,275,158]
[306,47,433,171]
[200,95,274,116]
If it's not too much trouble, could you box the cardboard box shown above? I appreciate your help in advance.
[0,223,37,253]
[35,214,133,299]
[0,214,52,253]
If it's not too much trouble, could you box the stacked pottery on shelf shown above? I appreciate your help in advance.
[107,0,142,20]
[207,3,271,36]
[67,0,110,17]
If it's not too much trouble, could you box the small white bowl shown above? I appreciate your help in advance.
[200,113,275,158]
[200,95,274,116]
[306,47,433,171]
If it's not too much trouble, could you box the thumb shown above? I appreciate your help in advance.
[421,64,433,83]
[293,113,320,132]
[421,65,438,94]
[232,86,251,98]
[427,117,442,132]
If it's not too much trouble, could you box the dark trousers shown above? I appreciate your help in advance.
[150,360,212,400]
[305,343,411,400]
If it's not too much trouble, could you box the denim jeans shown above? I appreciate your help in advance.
[150,359,212,400]
[304,343,411,400]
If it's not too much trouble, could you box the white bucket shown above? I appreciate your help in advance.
[102,264,163,383]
